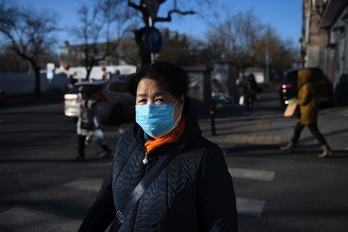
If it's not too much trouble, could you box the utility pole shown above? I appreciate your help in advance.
[265,24,270,83]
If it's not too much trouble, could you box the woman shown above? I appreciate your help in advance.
[280,69,333,158]
[75,85,112,161]
[77,62,238,231]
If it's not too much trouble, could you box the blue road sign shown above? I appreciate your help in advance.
[144,27,162,53]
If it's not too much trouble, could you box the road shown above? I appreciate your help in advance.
[0,89,348,232]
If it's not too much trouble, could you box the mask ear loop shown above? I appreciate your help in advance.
[173,98,183,126]
[174,94,186,107]
[174,112,182,126]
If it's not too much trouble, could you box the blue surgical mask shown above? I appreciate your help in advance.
[136,101,181,138]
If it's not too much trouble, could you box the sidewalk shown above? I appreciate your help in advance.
[197,87,348,154]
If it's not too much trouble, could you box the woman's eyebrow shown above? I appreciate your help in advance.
[136,93,147,97]
[154,91,168,96]
[136,91,168,97]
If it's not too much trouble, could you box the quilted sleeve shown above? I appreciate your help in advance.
[197,142,239,231]
[77,166,115,232]
[78,127,135,232]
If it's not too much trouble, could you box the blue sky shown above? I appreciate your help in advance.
[16,0,302,46]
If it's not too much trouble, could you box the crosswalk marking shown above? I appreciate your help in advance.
[229,167,275,181]
[0,207,81,232]
[63,177,102,192]
[236,197,265,217]
[64,168,273,218]
[0,200,266,231]
[0,172,271,231]
[66,167,275,193]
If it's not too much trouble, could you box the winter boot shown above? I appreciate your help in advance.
[280,142,294,152]
[318,144,333,158]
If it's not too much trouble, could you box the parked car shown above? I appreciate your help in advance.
[64,81,105,120]
[64,80,135,125]
[100,80,135,125]
[279,67,334,110]
[211,92,234,109]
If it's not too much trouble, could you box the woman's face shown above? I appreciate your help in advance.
[136,78,184,121]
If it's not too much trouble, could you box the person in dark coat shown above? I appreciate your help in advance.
[243,74,258,112]
[77,62,239,231]
[280,69,333,158]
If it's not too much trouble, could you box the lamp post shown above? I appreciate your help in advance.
[265,24,270,83]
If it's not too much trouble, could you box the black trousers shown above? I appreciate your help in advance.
[291,122,327,146]
[246,93,255,112]
[78,135,111,157]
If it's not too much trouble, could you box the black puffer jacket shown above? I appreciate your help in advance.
[78,98,238,232]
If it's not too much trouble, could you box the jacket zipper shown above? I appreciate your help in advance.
[142,152,149,164]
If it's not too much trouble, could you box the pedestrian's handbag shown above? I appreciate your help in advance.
[284,102,299,118]
[109,143,187,231]
[86,129,104,144]
[239,95,245,105]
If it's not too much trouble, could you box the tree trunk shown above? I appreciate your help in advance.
[86,67,92,81]
[135,27,151,65]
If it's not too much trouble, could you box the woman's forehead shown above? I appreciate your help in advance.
[137,79,167,93]
[136,79,178,102]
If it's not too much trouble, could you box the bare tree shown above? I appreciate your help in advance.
[0,44,59,73]
[0,45,29,72]
[206,9,264,70]
[0,0,59,97]
[69,0,132,80]
[114,37,141,65]
[127,0,212,65]
[206,8,297,76]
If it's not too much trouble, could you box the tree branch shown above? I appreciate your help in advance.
[127,0,142,11]
[156,9,195,22]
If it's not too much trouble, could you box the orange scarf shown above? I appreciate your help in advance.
[144,116,185,153]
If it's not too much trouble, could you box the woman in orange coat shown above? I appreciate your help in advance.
[280,69,333,158]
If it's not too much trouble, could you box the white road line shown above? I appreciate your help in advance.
[63,177,102,192]
[0,207,81,232]
[343,110,348,117]
[64,177,266,217]
[229,167,275,181]
[236,197,265,217]
[66,168,275,193]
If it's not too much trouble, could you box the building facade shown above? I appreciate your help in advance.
[302,0,348,105]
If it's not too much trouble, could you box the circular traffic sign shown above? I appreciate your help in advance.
[144,27,162,53]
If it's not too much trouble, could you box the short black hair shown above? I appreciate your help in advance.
[127,62,192,99]
[247,74,256,82]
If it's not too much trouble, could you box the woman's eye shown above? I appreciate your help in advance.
[137,99,147,104]
[155,98,164,103]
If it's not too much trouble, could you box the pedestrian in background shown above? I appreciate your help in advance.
[243,73,258,112]
[67,72,77,92]
[77,62,238,231]
[75,85,112,161]
[280,69,333,158]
